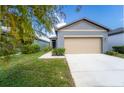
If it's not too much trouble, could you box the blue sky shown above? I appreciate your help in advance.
[62,5,124,29]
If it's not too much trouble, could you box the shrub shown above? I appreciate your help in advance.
[106,51,119,56]
[112,46,124,54]
[0,43,16,56]
[31,44,40,53]
[52,48,65,56]
[21,44,40,54]
[43,46,52,52]
[0,34,17,61]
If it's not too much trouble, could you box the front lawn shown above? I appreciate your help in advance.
[0,52,74,87]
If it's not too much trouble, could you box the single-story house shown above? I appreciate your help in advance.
[50,18,110,54]
[108,27,124,50]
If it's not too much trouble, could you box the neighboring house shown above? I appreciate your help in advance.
[108,27,124,50]
[34,31,50,49]
[50,18,110,54]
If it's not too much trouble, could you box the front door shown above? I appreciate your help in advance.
[52,40,56,48]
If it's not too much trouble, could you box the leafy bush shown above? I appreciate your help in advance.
[52,48,65,56]
[21,44,40,54]
[43,46,52,52]
[21,45,31,54]
[106,51,119,56]
[0,33,17,61]
[32,44,40,52]
[0,42,16,56]
[112,46,124,54]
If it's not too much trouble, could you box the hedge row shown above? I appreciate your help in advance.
[112,46,124,54]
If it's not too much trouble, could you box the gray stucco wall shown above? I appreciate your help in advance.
[34,40,50,49]
[108,33,124,50]
[56,31,108,53]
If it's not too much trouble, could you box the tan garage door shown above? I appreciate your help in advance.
[64,37,102,54]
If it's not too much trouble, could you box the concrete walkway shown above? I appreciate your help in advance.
[66,54,124,87]
[39,51,65,59]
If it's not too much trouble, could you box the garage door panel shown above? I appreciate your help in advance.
[64,37,101,54]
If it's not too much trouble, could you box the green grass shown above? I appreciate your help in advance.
[115,53,124,59]
[0,52,74,87]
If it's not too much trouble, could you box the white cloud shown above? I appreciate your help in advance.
[54,13,66,28]
[56,22,66,28]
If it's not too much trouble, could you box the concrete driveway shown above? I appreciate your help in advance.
[65,54,124,87]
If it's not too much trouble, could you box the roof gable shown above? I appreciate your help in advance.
[57,18,109,32]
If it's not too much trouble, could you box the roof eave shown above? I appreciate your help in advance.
[108,31,124,36]
[56,18,110,32]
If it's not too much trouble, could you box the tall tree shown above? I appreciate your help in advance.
[0,5,64,44]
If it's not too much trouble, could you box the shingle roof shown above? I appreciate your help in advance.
[56,18,110,31]
[109,27,124,36]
